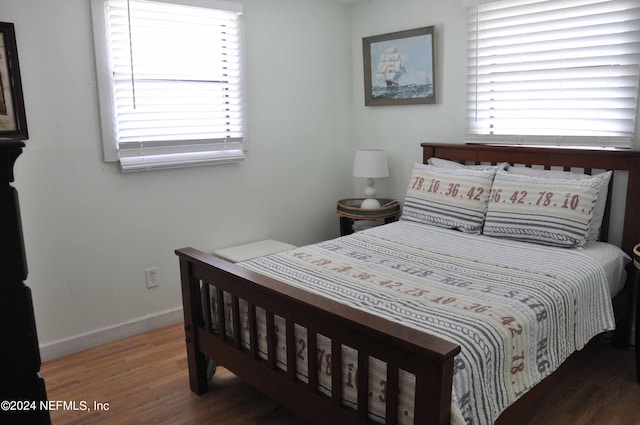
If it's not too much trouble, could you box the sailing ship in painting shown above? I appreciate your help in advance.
[371,43,433,101]
[377,46,405,87]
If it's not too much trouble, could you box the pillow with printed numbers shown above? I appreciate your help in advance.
[506,167,612,242]
[401,163,497,234]
[483,170,603,248]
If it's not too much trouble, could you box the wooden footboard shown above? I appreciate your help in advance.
[176,247,461,425]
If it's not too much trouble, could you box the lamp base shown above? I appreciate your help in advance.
[360,198,381,209]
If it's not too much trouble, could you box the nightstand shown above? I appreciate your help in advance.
[336,198,400,236]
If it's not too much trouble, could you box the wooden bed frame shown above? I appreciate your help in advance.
[176,143,640,425]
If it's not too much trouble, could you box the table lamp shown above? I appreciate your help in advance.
[353,149,389,209]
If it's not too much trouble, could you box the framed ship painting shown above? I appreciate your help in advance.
[363,26,436,106]
[0,22,28,140]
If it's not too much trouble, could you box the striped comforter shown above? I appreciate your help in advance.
[237,221,616,425]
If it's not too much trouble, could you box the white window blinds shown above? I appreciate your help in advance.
[91,0,245,172]
[465,0,640,148]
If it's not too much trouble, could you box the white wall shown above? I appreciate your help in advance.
[4,0,638,359]
[349,0,640,201]
[3,0,354,358]
[349,0,468,201]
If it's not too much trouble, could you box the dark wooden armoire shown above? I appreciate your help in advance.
[0,21,50,424]
[0,143,50,424]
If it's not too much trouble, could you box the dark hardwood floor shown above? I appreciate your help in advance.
[41,323,639,425]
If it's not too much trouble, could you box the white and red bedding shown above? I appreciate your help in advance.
[215,221,623,424]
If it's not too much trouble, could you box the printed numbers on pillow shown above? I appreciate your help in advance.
[401,164,497,234]
[411,176,484,201]
[483,170,602,248]
[489,189,584,212]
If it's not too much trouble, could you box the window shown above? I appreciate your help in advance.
[465,0,640,148]
[91,0,245,172]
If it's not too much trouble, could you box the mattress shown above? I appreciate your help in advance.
[580,241,629,297]
[219,221,623,425]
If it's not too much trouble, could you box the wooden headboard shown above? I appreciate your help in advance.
[421,143,640,256]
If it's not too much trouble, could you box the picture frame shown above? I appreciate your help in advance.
[0,22,28,140]
[363,26,436,106]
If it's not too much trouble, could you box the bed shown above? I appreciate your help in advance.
[176,143,640,425]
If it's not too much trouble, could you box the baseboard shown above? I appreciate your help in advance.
[39,306,183,362]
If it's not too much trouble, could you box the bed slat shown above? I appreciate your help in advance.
[231,295,241,349]
[215,288,225,340]
[266,311,276,370]
[286,320,297,380]
[385,364,399,425]
[331,339,342,406]
[248,303,258,358]
[357,351,369,420]
[307,330,319,393]
[600,175,615,243]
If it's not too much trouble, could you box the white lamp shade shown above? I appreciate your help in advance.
[353,149,389,178]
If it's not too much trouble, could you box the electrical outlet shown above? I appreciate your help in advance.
[145,267,159,289]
